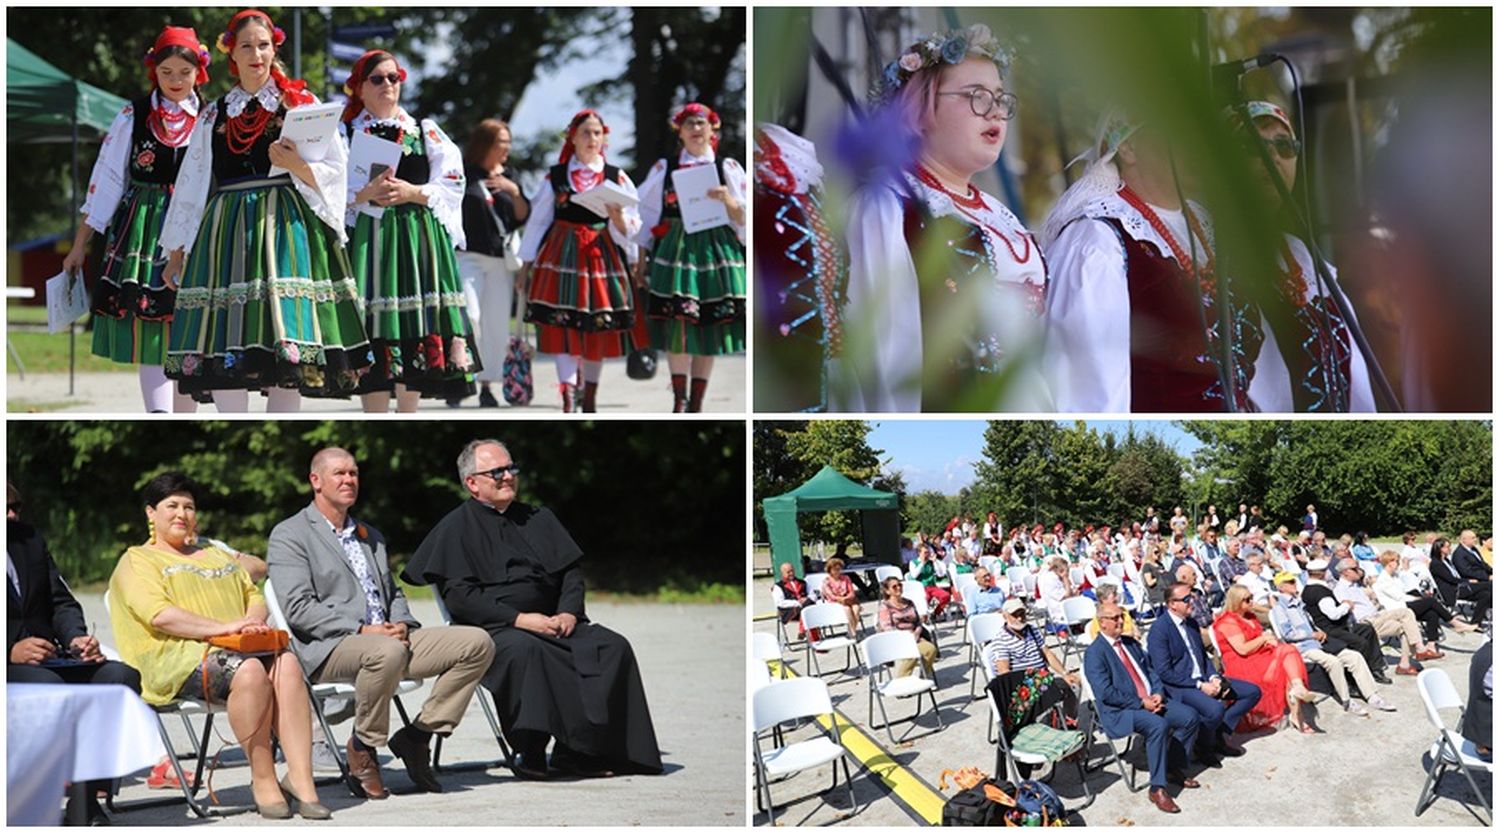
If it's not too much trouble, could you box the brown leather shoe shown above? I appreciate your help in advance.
[1149,787,1181,813]
[1168,771,1200,788]
[344,738,388,800]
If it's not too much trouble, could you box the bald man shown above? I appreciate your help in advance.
[267,447,494,799]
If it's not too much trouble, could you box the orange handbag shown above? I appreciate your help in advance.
[206,629,290,655]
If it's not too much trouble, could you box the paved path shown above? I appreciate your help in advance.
[77,595,745,826]
[752,576,1492,826]
[6,355,745,414]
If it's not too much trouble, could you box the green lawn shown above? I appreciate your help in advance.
[7,307,132,375]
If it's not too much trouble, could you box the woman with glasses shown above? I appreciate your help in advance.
[835,25,1050,412]
[1236,101,1375,412]
[874,577,938,678]
[340,50,477,412]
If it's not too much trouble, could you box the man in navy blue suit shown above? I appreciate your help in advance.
[1083,601,1201,814]
[1148,582,1261,761]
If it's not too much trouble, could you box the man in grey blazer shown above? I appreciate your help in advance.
[267,447,494,799]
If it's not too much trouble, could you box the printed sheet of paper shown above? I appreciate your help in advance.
[670,164,730,233]
[348,131,406,219]
[268,102,343,176]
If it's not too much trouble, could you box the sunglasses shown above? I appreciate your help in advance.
[366,73,402,87]
[473,464,521,481]
[1100,613,1125,622]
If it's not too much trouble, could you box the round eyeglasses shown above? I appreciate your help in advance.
[1248,135,1301,161]
[936,87,1019,121]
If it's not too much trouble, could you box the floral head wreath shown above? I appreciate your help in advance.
[873,24,1011,106]
[144,26,211,87]
[340,50,407,124]
[217,10,285,75]
[558,108,608,166]
[671,102,721,152]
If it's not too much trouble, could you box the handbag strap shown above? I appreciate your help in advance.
[197,639,285,805]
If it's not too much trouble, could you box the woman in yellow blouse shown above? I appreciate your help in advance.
[107,472,328,820]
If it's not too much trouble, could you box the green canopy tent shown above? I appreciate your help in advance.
[762,465,901,578]
[7,39,128,394]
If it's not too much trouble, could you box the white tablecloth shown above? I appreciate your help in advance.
[7,683,163,826]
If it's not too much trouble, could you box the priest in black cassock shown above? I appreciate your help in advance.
[401,439,664,779]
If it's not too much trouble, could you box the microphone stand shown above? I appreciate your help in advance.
[1228,58,1402,412]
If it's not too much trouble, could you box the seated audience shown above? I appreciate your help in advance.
[1085,582,1139,640]
[1301,559,1390,684]
[1148,583,1262,762]
[820,556,863,635]
[1372,550,1477,645]
[966,567,1007,616]
[1083,600,1202,814]
[1333,557,1441,676]
[1269,571,1392,715]
[907,544,952,619]
[1433,533,1492,625]
[874,576,937,678]
[773,562,811,636]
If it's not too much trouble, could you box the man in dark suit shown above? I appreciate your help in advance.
[1084,600,1201,814]
[7,483,142,825]
[1147,582,1261,761]
[1448,530,1492,624]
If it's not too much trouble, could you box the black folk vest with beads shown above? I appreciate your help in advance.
[549,163,623,225]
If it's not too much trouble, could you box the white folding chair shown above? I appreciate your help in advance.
[966,612,1007,701]
[751,659,775,693]
[753,631,788,679]
[978,556,1000,575]
[1006,566,1030,590]
[101,593,237,818]
[1106,563,1128,582]
[752,678,859,825]
[952,574,980,628]
[1057,596,1097,666]
[421,590,522,773]
[800,603,859,678]
[875,565,904,585]
[804,572,828,602]
[262,580,429,789]
[1415,668,1493,823]
[860,631,945,745]
[1069,567,1085,587]
[1078,667,1143,793]
[901,580,942,652]
[985,660,1092,809]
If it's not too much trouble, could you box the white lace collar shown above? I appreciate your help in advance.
[224,79,281,118]
[754,123,823,194]
[350,107,418,134]
[901,169,1028,236]
[1080,190,1216,267]
[568,156,606,174]
[153,89,199,119]
[678,147,716,166]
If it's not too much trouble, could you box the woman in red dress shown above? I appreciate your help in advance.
[1214,585,1317,733]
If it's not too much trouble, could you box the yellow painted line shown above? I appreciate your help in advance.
[769,659,946,825]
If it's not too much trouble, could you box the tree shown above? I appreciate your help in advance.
[1050,422,1116,526]
[904,490,957,538]
[780,420,889,548]
[752,420,810,540]
[971,421,1058,525]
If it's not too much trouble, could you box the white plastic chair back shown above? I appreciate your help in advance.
[968,612,1007,649]
[804,572,828,601]
[262,579,292,631]
[800,602,853,634]
[751,660,774,692]
[979,556,999,574]
[1069,567,1085,586]
[901,580,930,617]
[753,677,833,732]
[955,575,980,608]
[752,631,783,664]
[1061,595,1096,626]
[1107,563,1128,581]
[861,630,922,671]
[875,565,903,584]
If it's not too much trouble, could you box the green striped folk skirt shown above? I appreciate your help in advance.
[644,219,746,355]
[90,181,174,365]
[165,177,372,395]
[346,203,478,394]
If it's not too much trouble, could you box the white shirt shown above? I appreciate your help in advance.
[517,156,641,263]
[835,171,1050,412]
[1101,633,1154,695]
[1237,569,1272,605]
[161,80,349,254]
[1168,611,1205,681]
[1043,194,1212,412]
[342,108,467,249]
[634,148,747,245]
[1334,578,1379,622]
[1373,570,1412,612]
[80,92,201,233]
[1249,234,1376,413]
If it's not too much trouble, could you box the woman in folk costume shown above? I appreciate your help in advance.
[752,123,845,413]
[835,25,1051,413]
[518,109,641,413]
[1232,101,1375,412]
[63,27,211,413]
[1042,114,1264,412]
[634,103,747,412]
[159,9,370,412]
[340,49,477,413]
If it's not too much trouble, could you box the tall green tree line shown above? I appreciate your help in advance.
[7,421,742,595]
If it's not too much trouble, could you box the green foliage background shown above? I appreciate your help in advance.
[753,420,1492,545]
[7,420,744,596]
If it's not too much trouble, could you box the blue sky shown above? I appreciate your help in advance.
[868,420,1203,494]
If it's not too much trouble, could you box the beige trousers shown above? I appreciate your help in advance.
[314,625,495,747]
[1368,607,1423,651]
[1303,647,1376,703]
[892,638,939,678]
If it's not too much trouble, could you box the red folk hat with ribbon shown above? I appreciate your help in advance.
[558,108,609,166]
[671,102,721,151]
[144,26,211,87]
[340,50,407,124]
